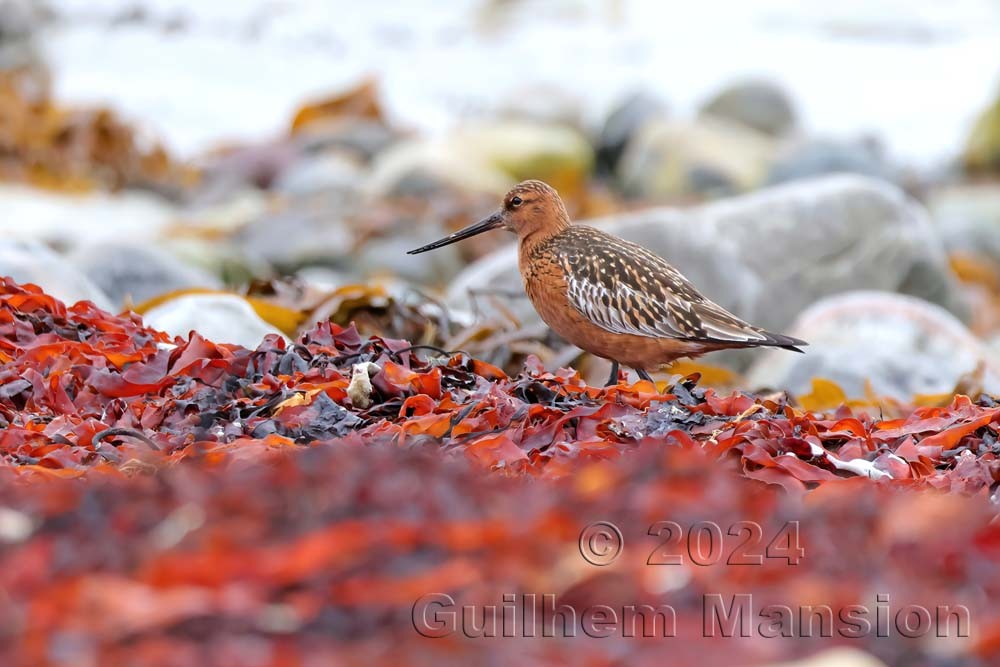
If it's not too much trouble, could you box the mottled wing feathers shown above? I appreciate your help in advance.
[552,227,785,346]
[690,300,770,344]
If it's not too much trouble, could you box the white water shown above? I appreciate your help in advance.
[40,0,1000,166]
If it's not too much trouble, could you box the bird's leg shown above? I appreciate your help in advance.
[604,360,620,387]
[635,368,654,383]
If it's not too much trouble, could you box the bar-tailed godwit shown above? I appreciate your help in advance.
[409,180,806,385]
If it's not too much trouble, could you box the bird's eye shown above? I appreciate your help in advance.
[510,196,523,207]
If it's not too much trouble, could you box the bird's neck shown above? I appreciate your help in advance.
[518,217,571,259]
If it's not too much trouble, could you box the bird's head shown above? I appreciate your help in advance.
[407,180,570,255]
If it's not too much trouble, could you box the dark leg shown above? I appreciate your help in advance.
[635,368,654,383]
[604,360,620,387]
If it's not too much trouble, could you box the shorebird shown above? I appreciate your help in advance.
[408,180,806,386]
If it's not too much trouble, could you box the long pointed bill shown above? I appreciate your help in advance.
[407,211,504,254]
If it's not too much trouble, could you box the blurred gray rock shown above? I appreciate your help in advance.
[768,137,893,185]
[295,266,353,291]
[354,222,464,285]
[234,207,355,273]
[0,0,47,39]
[596,91,668,174]
[369,121,594,199]
[67,241,222,309]
[293,118,399,163]
[0,239,113,311]
[448,175,969,367]
[746,291,1000,399]
[143,294,286,348]
[617,117,777,199]
[369,137,508,199]
[928,183,1000,262]
[0,0,49,70]
[382,167,465,199]
[150,189,270,287]
[0,184,177,247]
[497,85,584,129]
[272,151,365,200]
[196,141,298,197]
[699,79,797,137]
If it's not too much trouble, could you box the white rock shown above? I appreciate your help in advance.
[142,294,286,348]
[617,116,777,198]
[747,291,1000,399]
[698,78,797,137]
[68,241,221,309]
[233,207,354,272]
[0,239,114,311]
[0,184,176,247]
[273,151,365,199]
[929,183,1000,262]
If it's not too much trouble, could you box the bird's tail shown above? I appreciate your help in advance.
[758,331,807,354]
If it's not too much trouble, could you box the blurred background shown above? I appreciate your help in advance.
[3,0,1000,400]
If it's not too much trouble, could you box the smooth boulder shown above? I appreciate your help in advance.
[0,0,47,70]
[0,184,176,247]
[68,241,222,309]
[292,118,399,163]
[143,294,286,348]
[928,183,1000,264]
[746,291,1000,399]
[497,85,584,129]
[369,121,594,202]
[353,221,464,286]
[272,151,365,200]
[699,79,797,138]
[767,137,893,185]
[233,206,356,273]
[617,117,777,199]
[596,91,668,173]
[0,239,113,311]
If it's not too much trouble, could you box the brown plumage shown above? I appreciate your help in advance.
[408,180,806,385]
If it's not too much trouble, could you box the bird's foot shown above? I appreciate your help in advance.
[604,361,621,387]
[635,368,658,391]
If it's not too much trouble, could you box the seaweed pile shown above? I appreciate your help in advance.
[1,278,999,666]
